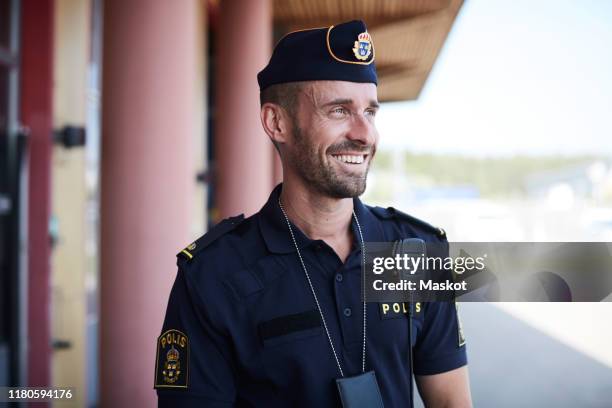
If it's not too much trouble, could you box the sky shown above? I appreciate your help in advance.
[377,0,612,157]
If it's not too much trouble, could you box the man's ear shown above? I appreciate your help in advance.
[260,103,291,146]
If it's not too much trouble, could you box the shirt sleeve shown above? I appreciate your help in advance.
[155,266,237,407]
[412,299,467,376]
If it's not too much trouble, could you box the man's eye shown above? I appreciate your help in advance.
[365,109,377,117]
[332,107,347,115]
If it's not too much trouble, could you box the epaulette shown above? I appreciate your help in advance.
[371,206,446,239]
[177,214,244,261]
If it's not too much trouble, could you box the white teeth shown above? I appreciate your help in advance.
[332,154,364,164]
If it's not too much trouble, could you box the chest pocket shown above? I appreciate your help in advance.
[258,309,324,348]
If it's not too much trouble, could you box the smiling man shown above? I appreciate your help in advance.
[155,20,472,408]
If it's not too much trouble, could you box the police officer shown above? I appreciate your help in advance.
[155,20,472,407]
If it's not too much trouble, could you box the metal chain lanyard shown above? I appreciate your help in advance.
[278,198,367,377]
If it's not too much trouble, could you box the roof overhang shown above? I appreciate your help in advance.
[273,0,464,102]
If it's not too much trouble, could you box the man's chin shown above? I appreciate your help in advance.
[322,179,367,199]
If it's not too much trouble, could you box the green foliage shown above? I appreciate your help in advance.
[371,151,602,198]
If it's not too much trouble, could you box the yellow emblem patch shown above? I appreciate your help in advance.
[352,31,372,61]
[379,302,421,319]
[155,329,189,388]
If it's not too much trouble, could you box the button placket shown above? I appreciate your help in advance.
[312,242,342,279]
[334,261,363,347]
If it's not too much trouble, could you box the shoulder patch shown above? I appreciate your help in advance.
[371,206,446,239]
[177,214,244,261]
[155,329,189,388]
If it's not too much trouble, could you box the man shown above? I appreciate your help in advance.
[155,20,472,407]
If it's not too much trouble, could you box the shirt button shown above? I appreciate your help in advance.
[335,273,343,282]
[343,307,352,317]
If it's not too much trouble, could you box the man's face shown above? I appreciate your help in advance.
[284,81,379,198]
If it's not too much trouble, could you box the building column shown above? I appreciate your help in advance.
[50,0,90,405]
[100,1,203,406]
[215,0,273,218]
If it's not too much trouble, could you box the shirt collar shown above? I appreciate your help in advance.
[258,183,387,254]
[351,193,387,244]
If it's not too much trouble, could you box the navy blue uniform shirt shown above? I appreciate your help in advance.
[155,184,467,407]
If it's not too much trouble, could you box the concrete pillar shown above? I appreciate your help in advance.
[100,1,203,406]
[50,1,90,405]
[215,0,273,218]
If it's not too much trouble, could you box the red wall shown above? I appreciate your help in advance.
[20,0,54,387]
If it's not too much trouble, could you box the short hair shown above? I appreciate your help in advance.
[259,82,306,121]
[259,82,305,153]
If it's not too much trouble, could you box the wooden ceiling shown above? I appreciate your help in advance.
[273,0,464,102]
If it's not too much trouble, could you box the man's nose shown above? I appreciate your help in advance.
[346,113,377,147]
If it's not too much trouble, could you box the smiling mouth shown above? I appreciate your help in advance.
[330,154,367,165]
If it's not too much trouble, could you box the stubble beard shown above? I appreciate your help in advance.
[289,125,374,199]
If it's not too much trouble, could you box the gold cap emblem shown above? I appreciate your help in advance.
[353,32,372,61]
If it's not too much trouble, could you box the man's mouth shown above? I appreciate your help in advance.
[330,154,367,165]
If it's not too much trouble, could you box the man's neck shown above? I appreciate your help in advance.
[279,180,355,261]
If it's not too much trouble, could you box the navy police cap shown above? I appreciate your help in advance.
[257,20,377,91]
